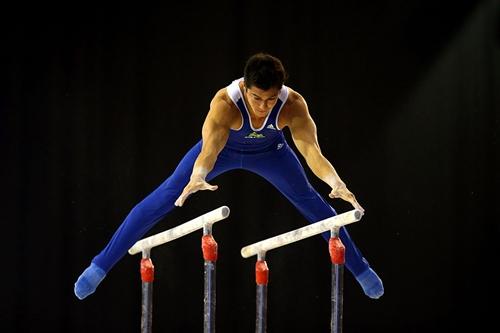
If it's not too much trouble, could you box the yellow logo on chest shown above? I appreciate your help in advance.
[244,131,265,139]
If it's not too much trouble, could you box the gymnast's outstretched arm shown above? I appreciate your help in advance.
[175,91,235,207]
[282,90,364,213]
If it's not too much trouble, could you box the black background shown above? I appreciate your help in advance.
[2,1,499,332]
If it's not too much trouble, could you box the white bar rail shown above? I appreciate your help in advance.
[129,206,230,255]
[241,209,362,258]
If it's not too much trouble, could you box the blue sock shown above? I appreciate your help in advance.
[74,263,106,300]
[355,268,384,299]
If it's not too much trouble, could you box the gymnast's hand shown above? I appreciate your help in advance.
[328,181,365,214]
[175,177,218,207]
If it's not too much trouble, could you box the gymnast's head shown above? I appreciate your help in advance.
[243,53,288,91]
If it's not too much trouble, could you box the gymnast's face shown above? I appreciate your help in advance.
[244,85,280,119]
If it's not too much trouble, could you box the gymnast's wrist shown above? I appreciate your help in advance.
[191,166,209,180]
[325,175,344,190]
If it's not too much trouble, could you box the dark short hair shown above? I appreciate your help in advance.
[244,53,288,90]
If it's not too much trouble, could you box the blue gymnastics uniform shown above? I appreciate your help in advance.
[75,78,383,299]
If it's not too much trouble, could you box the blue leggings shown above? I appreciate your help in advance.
[92,140,370,276]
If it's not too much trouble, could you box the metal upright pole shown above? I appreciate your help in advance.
[202,225,218,333]
[255,252,269,333]
[140,249,154,333]
[329,228,345,333]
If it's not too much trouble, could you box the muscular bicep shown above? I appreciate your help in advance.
[288,99,322,160]
[201,115,229,154]
[199,98,232,157]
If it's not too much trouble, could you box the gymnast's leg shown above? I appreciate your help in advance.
[74,141,236,299]
[244,144,384,299]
